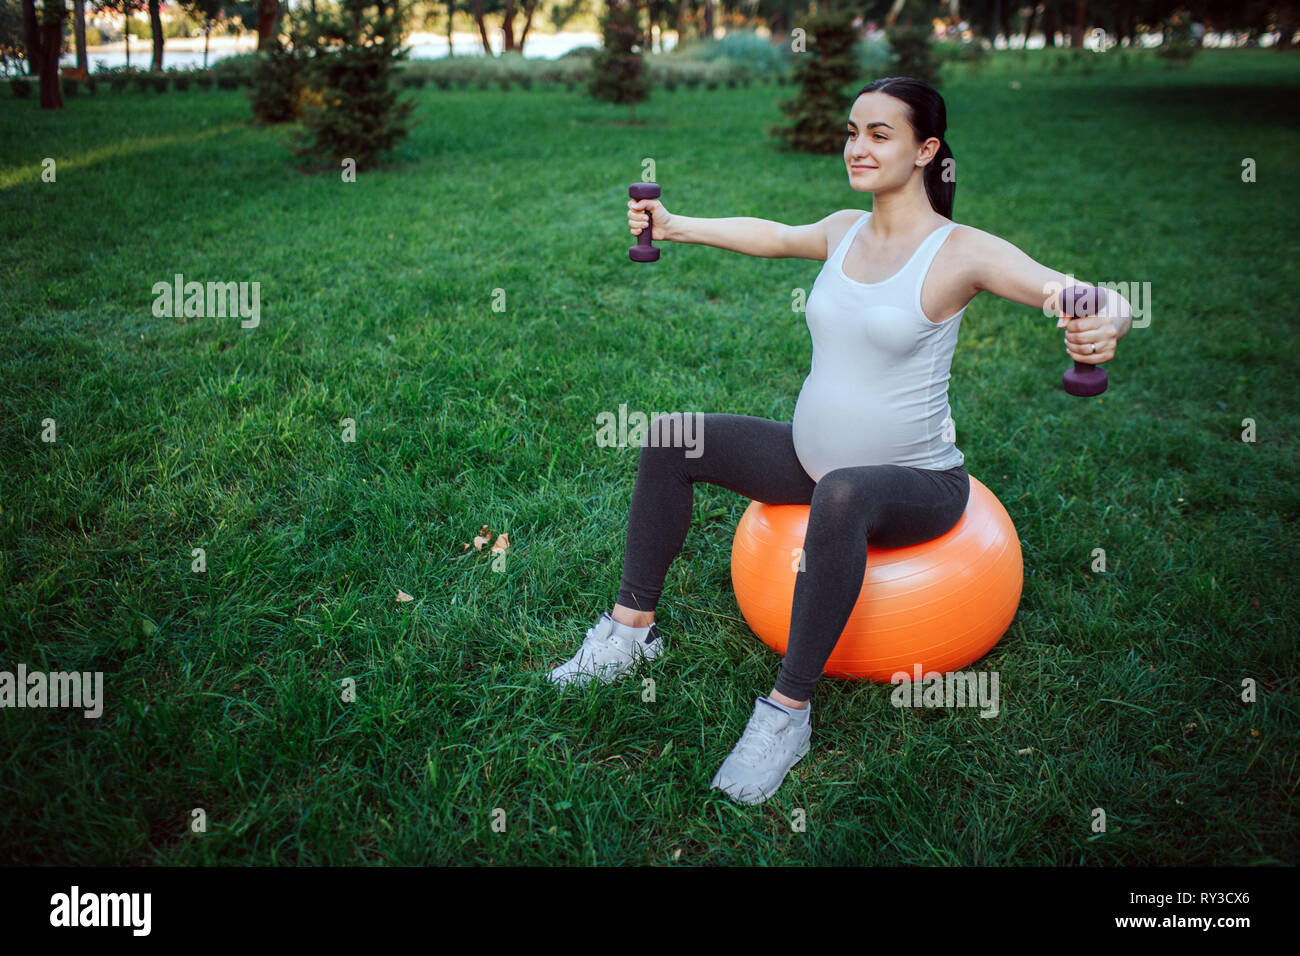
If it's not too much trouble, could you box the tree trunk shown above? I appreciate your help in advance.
[204,20,210,68]
[74,0,88,72]
[22,0,40,76]
[765,9,786,40]
[501,0,515,51]
[703,0,713,40]
[257,0,281,51]
[885,0,907,31]
[1043,0,1059,47]
[998,0,1014,44]
[149,0,163,70]
[446,0,455,56]
[1070,0,1086,47]
[470,0,492,54]
[39,4,65,109]
[1277,1,1296,49]
[1022,3,1038,47]
[519,0,537,51]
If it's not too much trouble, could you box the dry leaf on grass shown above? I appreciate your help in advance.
[463,524,511,555]
[396,590,414,603]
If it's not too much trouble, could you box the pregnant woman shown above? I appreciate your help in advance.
[546,76,1131,804]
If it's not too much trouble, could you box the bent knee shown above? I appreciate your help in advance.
[812,467,866,511]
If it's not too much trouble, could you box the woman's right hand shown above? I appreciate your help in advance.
[628,197,672,242]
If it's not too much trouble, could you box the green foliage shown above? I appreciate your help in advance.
[887,23,943,88]
[248,38,301,123]
[1156,6,1200,63]
[589,0,649,119]
[936,39,989,76]
[673,29,789,74]
[211,52,256,87]
[772,1,859,154]
[854,36,894,75]
[101,66,137,93]
[289,0,415,172]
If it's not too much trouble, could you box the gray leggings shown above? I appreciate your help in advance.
[615,413,970,701]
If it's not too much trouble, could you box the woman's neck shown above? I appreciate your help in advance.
[866,188,946,239]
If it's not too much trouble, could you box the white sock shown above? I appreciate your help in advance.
[608,614,655,642]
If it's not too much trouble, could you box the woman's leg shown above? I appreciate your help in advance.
[614,413,817,622]
[770,463,971,704]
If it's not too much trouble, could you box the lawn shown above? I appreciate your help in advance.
[1,48,1297,865]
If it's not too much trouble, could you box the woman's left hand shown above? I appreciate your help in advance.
[1057,311,1118,365]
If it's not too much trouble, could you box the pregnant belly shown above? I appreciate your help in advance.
[792,376,915,481]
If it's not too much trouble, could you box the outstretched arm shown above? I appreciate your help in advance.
[967,228,1132,365]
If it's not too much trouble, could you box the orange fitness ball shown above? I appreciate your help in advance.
[730,475,1022,682]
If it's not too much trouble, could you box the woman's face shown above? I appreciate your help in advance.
[844,92,939,193]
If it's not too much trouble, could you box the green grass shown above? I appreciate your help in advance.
[1,48,1297,865]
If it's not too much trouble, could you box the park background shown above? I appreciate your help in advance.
[1,0,1298,865]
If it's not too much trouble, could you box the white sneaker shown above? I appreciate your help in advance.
[546,612,664,687]
[709,697,812,805]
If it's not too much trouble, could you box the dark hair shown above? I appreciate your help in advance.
[855,77,954,219]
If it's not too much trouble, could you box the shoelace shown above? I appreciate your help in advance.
[734,710,784,764]
[577,624,631,669]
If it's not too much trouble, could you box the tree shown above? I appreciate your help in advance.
[771,0,857,153]
[257,0,279,49]
[21,0,38,74]
[35,0,65,107]
[72,0,86,72]
[182,0,227,67]
[888,21,941,87]
[290,0,415,171]
[147,0,161,68]
[590,0,649,123]
[464,0,542,55]
[92,0,147,70]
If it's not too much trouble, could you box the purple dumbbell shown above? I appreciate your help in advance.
[629,182,660,262]
[1059,285,1109,397]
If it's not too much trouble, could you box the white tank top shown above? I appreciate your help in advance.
[792,211,967,481]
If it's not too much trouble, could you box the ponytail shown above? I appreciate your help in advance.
[924,139,955,220]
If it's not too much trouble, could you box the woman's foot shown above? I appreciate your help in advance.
[545,611,664,687]
[709,696,812,805]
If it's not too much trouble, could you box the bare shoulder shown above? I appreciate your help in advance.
[947,223,1072,308]
[926,222,988,303]
[946,222,994,255]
